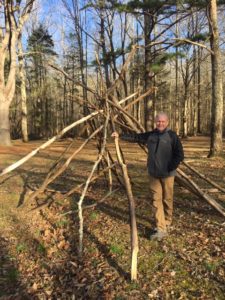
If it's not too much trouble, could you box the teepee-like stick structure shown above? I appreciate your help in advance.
[0,45,225,282]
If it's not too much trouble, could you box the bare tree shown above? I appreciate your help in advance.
[0,0,35,145]
[62,0,89,117]
[18,32,29,142]
[208,0,223,157]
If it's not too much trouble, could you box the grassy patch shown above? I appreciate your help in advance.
[56,217,69,228]
[37,243,46,255]
[139,251,165,273]
[16,242,27,253]
[204,259,223,272]
[126,281,140,291]
[89,211,99,221]
[87,245,98,255]
[109,243,124,256]
[7,267,19,282]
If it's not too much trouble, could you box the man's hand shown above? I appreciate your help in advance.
[111,131,119,138]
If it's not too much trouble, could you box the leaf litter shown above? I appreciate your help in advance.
[0,136,224,299]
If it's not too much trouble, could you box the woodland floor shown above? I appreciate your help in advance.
[0,136,224,299]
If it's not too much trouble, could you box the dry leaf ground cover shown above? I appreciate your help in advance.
[0,136,224,299]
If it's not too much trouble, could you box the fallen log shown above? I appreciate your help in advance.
[182,161,225,193]
[177,168,225,218]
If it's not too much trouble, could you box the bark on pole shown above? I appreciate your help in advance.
[114,136,138,281]
[0,101,11,146]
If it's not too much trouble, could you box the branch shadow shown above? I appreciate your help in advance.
[84,227,130,280]
[0,236,32,299]
[68,191,154,240]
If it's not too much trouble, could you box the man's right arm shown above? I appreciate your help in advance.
[112,131,151,145]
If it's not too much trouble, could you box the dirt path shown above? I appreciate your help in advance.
[0,136,224,299]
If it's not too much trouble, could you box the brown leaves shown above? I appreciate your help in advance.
[0,138,225,298]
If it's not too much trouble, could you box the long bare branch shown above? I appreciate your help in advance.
[78,107,110,255]
[114,135,139,281]
[182,161,225,193]
[28,126,104,203]
[177,168,225,218]
[48,62,98,96]
[0,111,102,177]
[173,38,213,54]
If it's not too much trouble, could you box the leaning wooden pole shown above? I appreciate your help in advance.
[182,161,225,193]
[77,67,110,254]
[114,136,139,281]
[28,126,103,203]
[177,168,225,217]
[0,111,102,177]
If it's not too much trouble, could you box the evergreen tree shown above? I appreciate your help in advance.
[27,24,57,138]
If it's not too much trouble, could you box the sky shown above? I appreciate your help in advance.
[23,0,133,67]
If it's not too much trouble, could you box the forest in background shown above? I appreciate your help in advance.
[0,0,223,157]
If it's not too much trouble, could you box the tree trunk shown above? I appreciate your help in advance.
[144,13,154,130]
[0,1,34,145]
[18,35,29,142]
[100,6,110,88]
[208,0,223,157]
[182,90,188,138]
[0,100,11,146]
[197,47,201,134]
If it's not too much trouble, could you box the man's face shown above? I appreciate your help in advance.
[155,115,169,132]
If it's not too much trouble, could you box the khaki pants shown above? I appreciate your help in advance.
[149,175,175,232]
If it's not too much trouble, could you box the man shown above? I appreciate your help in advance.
[112,112,184,241]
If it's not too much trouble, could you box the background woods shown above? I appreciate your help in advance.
[0,0,222,152]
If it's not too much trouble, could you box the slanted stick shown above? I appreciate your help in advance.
[177,168,225,218]
[182,161,225,193]
[114,135,139,281]
[0,111,102,177]
[28,126,103,203]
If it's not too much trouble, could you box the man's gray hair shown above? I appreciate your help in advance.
[155,112,169,121]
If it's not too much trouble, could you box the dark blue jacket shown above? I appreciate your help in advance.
[121,128,184,178]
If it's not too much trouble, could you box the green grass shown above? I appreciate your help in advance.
[87,246,98,255]
[204,259,222,272]
[37,243,46,255]
[56,217,69,228]
[16,243,27,253]
[7,267,19,282]
[89,211,99,221]
[126,281,140,291]
[110,244,124,256]
[114,296,126,300]
[139,251,165,273]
